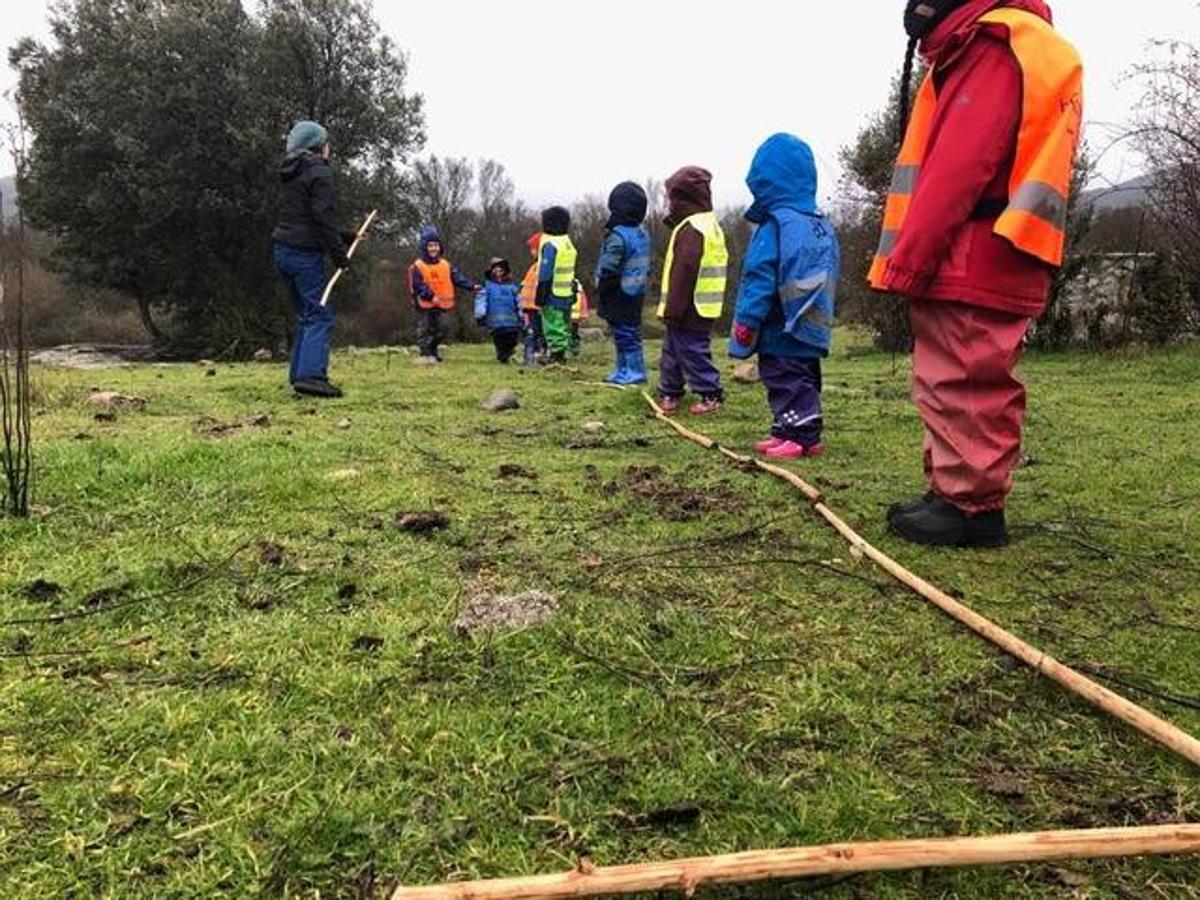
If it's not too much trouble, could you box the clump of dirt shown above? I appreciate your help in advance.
[454,590,558,635]
[608,465,742,521]
[352,634,385,652]
[257,541,286,567]
[497,463,538,480]
[201,415,271,438]
[396,511,451,534]
[21,579,62,603]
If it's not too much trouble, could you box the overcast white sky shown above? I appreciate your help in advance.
[3,1,1197,207]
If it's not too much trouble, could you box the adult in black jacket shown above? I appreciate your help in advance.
[271,120,350,398]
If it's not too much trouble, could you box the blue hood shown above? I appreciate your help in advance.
[744,133,818,224]
[419,225,443,262]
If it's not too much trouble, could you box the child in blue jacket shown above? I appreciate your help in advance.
[474,257,523,363]
[729,133,840,460]
[594,182,652,385]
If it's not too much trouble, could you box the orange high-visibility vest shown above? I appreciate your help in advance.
[410,259,457,310]
[572,282,590,322]
[519,262,540,311]
[869,8,1083,288]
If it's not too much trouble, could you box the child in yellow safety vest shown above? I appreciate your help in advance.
[534,206,579,363]
[657,167,729,416]
[408,225,479,364]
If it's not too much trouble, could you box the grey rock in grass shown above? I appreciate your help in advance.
[481,388,520,412]
[454,590,557,635]
[582,421,605,434]
[252,348,274,362]
[732,360,759,384]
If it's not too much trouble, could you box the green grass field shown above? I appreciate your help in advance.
[2,332,1198,898]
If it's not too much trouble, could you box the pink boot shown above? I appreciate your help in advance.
[764,440,807,460]
[689,397,723,416]
[659,396,681,415]
[755,436,784,453]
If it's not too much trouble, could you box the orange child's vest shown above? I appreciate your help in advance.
[409,258,457,310]
[519,262,540,311]
[869,7,1083,287]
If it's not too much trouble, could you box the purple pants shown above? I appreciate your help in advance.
[659,326,722,400]
[760,355,823,445]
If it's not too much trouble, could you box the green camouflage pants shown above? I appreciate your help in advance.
[542,307,571,356]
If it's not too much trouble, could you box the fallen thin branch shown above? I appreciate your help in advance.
[1,541,253,627]
[391,824,1200,899]
[638,392,1200,769]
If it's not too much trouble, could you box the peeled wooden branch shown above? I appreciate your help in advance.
[319,209,378,307]
[639,391,1200,768]
[392,824,1200,899]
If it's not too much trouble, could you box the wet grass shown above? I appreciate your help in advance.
[1,333,1198,898]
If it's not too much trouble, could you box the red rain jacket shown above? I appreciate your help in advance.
[879,0,1058,318]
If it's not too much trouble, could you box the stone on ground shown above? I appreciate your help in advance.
[481,389,520,412]
[454,590,558,635]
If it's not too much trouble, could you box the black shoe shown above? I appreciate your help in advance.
[888,497,1007,548]
[887,492,937,523]
[293,378,343,399]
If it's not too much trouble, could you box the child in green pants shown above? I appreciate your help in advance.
[535,206,578,362]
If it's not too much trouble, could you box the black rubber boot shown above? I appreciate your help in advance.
[887,492,936,523]
[293,378,343,399]
[888,497,1007,548]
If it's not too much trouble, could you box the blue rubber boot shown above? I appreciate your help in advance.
[615,345,647,386]
[604,346,626,384]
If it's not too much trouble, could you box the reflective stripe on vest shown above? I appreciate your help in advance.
[868,8,1083,288]
[658,211,729,319]
[538,234,578,300]
[411,259,456,310]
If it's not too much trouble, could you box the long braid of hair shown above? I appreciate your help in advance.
[896,37,918,149]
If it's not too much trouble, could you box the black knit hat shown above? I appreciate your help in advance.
[541,206,571,236]
[904,0,968,39]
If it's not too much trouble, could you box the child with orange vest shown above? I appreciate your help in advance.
[518,232,546,366]
[873,0,1082,546]
[408,225,479,364]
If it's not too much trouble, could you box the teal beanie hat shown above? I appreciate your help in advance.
[286,120,329,155]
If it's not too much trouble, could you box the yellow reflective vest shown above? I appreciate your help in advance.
[538,233,578,302]
[658,211,728,319]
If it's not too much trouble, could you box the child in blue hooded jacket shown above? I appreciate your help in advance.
[594,182,652,385]
[474,257,523,363]
[729,134,840,459]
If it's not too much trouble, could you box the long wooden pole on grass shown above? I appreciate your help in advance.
[639,391,1200,768]
[319,209,378,307]
[392,824,1200,899]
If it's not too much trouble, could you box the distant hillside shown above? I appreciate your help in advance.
[0,175,17,222]
[1083,174,1152,213]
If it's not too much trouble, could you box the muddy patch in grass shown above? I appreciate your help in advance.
[454,590,558,635]
[396,511,451,534]
[607,465,743,521]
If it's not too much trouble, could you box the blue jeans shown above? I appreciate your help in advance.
[273,242,333,383]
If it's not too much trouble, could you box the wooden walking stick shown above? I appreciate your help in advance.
[319,209,378,307]
[639,391,1200,769]
[392,824,1200,899]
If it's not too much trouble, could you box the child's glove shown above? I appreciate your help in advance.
[728,322,758,359]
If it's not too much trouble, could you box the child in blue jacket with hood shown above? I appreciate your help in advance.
[594,182,652,385]
[474,257,523,363]
[729,133,840,460]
